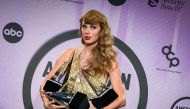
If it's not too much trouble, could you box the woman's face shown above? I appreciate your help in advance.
[81,21,101,46]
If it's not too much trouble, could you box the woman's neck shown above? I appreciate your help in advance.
[79,43,97,69]
[83,42,98,54]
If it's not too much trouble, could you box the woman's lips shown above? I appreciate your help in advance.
[84,36,91,40]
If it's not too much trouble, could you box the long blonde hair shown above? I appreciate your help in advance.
[80,10,116,75]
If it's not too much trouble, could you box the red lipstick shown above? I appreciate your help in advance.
[85,36,91,40]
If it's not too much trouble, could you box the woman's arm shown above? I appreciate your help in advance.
[39,48,76,108]
[103,60,126,109]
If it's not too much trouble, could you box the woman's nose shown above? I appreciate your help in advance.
[84,28,90,34]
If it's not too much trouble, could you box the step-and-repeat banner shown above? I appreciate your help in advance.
[0,0,190,109]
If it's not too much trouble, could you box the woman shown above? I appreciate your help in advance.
[40,10,126,109]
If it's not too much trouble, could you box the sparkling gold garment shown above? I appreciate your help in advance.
[52,50,109,99]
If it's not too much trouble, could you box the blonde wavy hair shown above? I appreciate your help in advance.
[79,10,117,75]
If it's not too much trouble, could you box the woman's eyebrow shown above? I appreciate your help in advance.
[90,24,98,26]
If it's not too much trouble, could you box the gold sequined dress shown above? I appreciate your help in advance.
[51,49,109,99]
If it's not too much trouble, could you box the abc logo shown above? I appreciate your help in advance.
[3,22,24,43]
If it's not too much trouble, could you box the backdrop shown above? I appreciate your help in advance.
[0,0,190,109]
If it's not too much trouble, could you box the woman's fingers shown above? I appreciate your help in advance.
[89,101,96,109]
[55,105,66,109]
[50,104,66,109]
[44,99,67,109]
[50,99,56,104]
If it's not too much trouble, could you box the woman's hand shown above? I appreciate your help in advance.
[44,100,67,109]
[89,101,96,109]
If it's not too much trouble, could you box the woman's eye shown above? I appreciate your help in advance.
[91,26,96,29]
[82,25,87,29]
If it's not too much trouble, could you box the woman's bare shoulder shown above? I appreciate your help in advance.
[58,47,81,61]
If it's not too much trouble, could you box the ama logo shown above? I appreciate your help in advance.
[148,0,159,7]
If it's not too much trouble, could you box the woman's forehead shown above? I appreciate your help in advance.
[82,17,100,24]
[82,21,99,26]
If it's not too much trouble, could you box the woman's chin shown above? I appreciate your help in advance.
[85,42,98,46]
[84,40,99,46]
